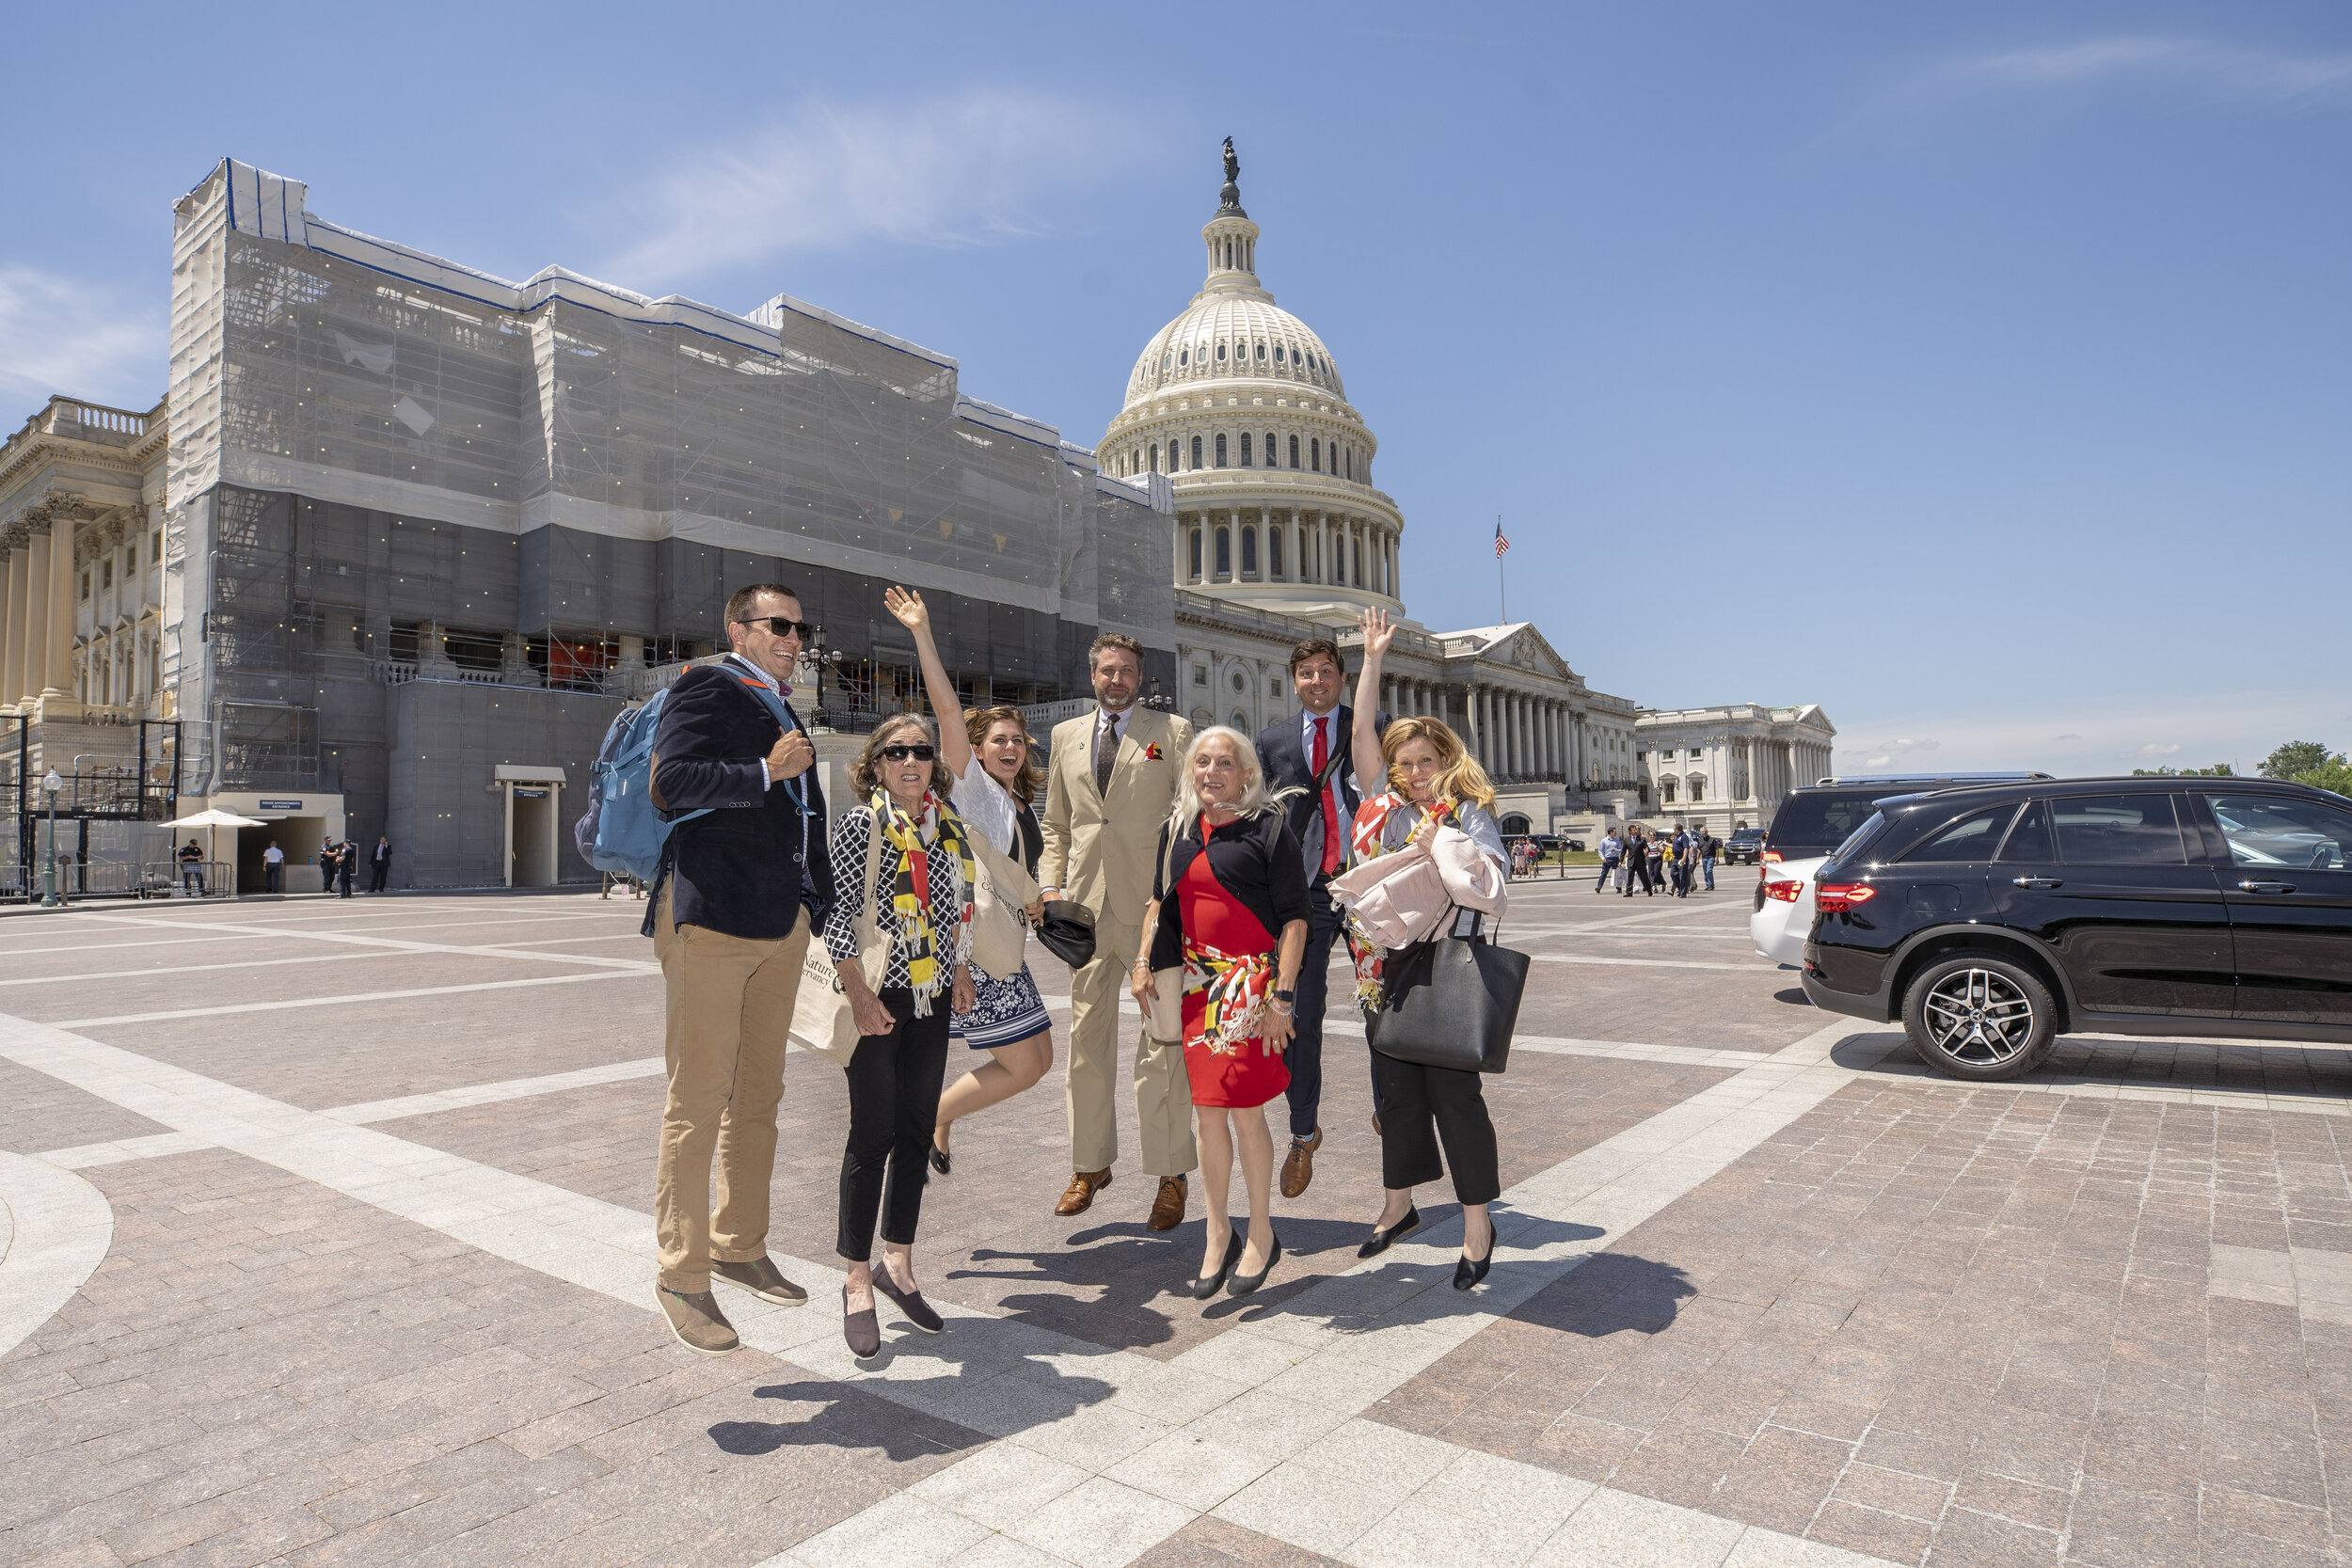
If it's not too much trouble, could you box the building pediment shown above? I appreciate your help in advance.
[1435,622,1576,684]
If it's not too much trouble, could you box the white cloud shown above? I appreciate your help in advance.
[2137,743,2182,756]
[599,90,1133,286]
[1949,36,2352,104]
[0,265,164,410]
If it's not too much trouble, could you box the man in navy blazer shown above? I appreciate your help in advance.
[644,582,833,1355]
[1254,636,1387,1198]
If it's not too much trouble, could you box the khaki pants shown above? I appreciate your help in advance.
[1066,915,1197,1179]
[652,885,810,1292]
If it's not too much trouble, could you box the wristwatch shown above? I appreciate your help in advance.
[1272,988,1295,1004]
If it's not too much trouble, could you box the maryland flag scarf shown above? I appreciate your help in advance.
[869,788,977,1016]
[1342,793,1458,1012]
[1183,937,1276,1053]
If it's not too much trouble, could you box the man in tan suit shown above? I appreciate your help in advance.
[1039,632,1198,1228]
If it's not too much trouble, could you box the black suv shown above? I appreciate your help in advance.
[1725,829,1766,865]
[1802,777,2352,1079]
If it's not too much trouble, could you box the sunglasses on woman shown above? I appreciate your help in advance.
[736,615,816,641]
[879,744,937,761]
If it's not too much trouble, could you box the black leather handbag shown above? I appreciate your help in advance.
[1033,900,1098,970]
[1365,914,1529,1074]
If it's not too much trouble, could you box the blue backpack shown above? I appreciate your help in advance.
[574,673,799,882]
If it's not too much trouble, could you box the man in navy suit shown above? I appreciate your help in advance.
[644,582,834,1355]
[1254,636,1387,1198]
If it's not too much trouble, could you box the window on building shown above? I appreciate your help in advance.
[1231,671,1246,693]
[101,559,114,591]
[1215,433,1228,467]
[79,571,89,602]
[1346,448,1353,479]
[1241,529,1258,575]
[1239,433,1252,467]
[1151,443,1161,473]
[1269,677,1281,696]
[1353,539,1362,585]
[1255,341,1265,359]
[1194,664,1208,687]
[1191,436,1202,469]
[1263,430,1275,465]
[1232,710,1248,731]
[1180,350,1189,366]
[1268,530,1283,578]
[1289,435,1300,468]
[1661,778,1677,804]
[1216,341,1227,361]
[1215,527,1231,577]
[152,529,162,565]
[1311,438,1321,471]
[1188,529,1202,578]
[1689,776,1707,802]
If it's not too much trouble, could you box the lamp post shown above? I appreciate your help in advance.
[40,768,62,908]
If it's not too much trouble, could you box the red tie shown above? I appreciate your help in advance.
[1313,718,1343,876]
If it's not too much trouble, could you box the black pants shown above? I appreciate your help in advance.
[371,863,389,892]
[1283,891,1358,1138]
[837,987,952,1262]
[1622,859,1652,896]
[264,864,281,894]
[1374,1051,1500,1206]
[338,866,354,896]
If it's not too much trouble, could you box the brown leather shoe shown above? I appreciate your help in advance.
[1279,1128,1323,1199]
[654,1286,739,1355]
[1148,1174,1188,1231]
[1056,1168,1113,1216]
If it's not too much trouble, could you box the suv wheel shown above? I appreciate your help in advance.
[1901,952,2056,1081]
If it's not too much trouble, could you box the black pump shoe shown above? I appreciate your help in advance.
[1187,1231,1244,1300]
[928,1134,951,1178]
[1454,1238,1494,1291]
[1357,1205,1422,1259]
[1226,1230,1282,1296]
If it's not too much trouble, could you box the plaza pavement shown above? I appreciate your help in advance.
[0,871,2347,1567]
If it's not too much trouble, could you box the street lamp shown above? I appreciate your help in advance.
[40,768,62,908]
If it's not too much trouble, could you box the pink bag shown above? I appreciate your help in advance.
[1330,822,1507,948]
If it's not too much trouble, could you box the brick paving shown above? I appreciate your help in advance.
[0,883,2345,1565]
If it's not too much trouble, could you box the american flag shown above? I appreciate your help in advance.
[1494,521,1510,558]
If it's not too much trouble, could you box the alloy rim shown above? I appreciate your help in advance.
[1921,968,2036,1066]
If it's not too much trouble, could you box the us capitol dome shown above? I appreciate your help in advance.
[1099,143,1400,618]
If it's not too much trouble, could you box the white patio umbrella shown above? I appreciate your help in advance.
[162,807,269,878]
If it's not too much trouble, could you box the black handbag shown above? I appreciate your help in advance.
[1366,912,1529,1074]
[1033,900,1098,970]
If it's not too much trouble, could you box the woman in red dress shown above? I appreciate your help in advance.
[1133,728,1310,1300]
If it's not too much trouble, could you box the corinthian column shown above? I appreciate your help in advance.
[21,533,50,711]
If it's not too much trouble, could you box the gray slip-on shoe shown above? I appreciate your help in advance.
[655,1286,739,1354]
[714,1256,808,1305]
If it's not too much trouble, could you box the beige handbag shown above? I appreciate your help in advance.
[966,820,1037,981]
[789,815,886,1069]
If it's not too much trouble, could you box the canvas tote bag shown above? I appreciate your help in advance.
[966,814,1038,980]
[789,813,886,1069]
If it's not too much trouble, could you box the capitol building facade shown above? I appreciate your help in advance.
[1100,153,1831,837]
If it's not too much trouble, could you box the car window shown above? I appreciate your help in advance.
[1899,803,2019,863]
[1829,812,1883,864]
[2202,794,2352,870]
[1769,790,1884,855]
[1997,800,2054,862]
[2051,794,2185,865]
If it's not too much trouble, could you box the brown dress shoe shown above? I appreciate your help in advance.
[713,1257,807,1305]
[654,1286,739,1355]
[1279,1128,1323,1199]
[1148,1174,1188,1231]
[1056,1168,1113,1216]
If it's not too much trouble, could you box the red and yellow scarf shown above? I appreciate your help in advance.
[1182,937,1276,1053]
[869,788,976,1015]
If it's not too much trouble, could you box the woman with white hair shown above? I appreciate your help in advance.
[1131,727,1310,1299]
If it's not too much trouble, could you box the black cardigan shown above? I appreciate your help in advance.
[1146,810,1312,973]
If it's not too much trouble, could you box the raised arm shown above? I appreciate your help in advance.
[1351,608,1396,796]
[883,585,972,780]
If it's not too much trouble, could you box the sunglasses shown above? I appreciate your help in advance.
[879,744,937,762]
[736,615,815,641]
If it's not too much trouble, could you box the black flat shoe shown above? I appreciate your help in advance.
[928,1136,951,1178]
[1454,1240,1494,1291]
[1357,1205,1422,1259]
[1226,1229,1282,1296]
[871,1259,944,1333]
[842,1284,881,1358]
[1187,1231,1244,1300]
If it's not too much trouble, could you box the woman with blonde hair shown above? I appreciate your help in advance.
[825,711,977,1356]
[882,587,1057,1177]
[1346,609,1511,1291]
[1131,728,1310,1299]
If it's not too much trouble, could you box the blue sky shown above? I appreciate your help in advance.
[4,2,2345,776]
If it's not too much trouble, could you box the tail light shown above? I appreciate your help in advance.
[1817,882,1877,913]
[1763,879,1804,903]
[1761,849,1784,864]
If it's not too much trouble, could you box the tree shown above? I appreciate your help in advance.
[2299,760,2352,800]
[2131,764,2233,777]
[2262,741,2335,780]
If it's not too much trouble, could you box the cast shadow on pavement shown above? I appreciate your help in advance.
[1505,1248,1697,1338]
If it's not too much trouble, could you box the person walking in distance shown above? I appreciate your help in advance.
[336,839,358,898]
[1134,729,1309,1300]
[1039,635,1198,1228]
[644,583,831,1355]
[826,714,977,1358]
[1596,829,1620,894]
[1644,831,1664,897]
[262,839,284,895]
[1701,830,1720,893]
[1252,637,1383,1196]
[880,587,1056,1178]
[369,835,392,894]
